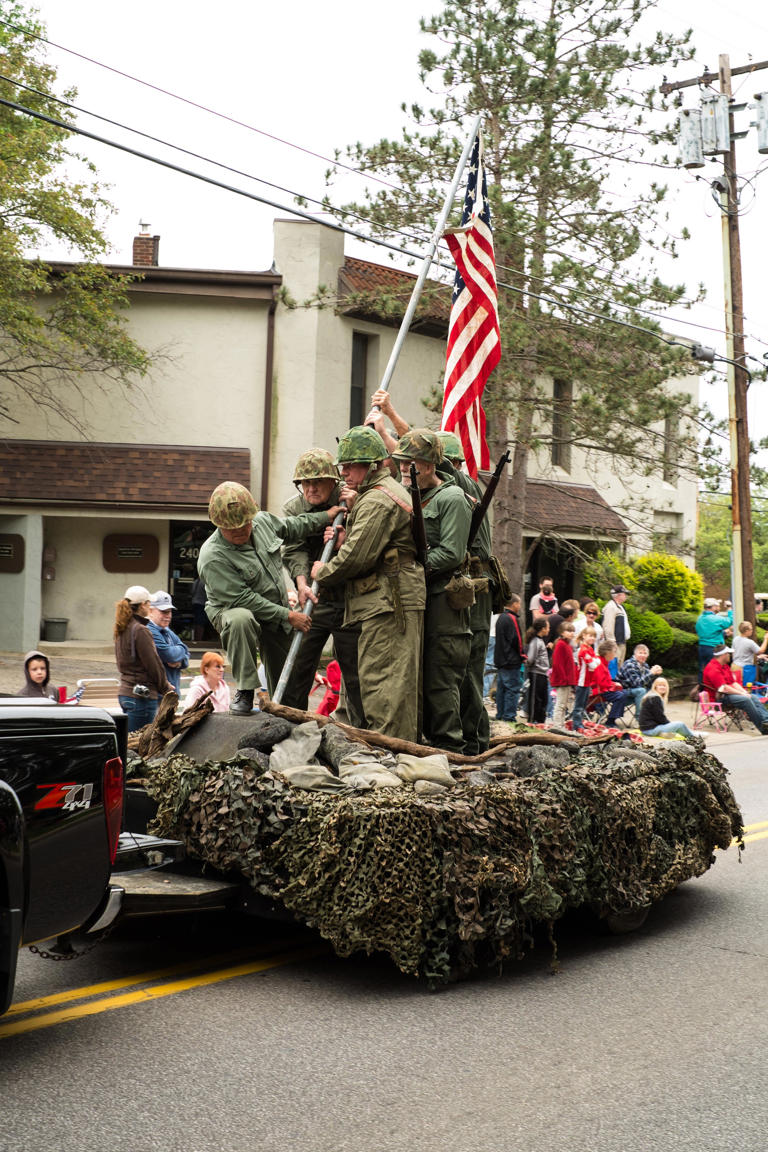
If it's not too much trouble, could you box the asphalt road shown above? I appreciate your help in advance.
[2,740,766,1152]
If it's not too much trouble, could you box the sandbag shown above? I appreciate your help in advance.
[395,752,456,786]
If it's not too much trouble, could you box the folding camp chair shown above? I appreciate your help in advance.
[585,692,609,724]
[694,687,746,732]
[692,689,728,733]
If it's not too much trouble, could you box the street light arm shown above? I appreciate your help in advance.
[690,342,752,384]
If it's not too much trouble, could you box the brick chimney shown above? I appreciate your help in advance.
[132,223,160,266]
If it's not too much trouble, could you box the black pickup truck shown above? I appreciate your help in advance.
[0,698,125,1015]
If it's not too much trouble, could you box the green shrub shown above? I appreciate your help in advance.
[624,604,675,654]
[582,548,636,601]
[631,552,703,613]
[661,627,699,672]
[660,610,700,632]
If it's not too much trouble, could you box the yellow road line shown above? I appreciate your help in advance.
[742,820,768,833]
[741,829,768,845]
[6,942,296,1018]
[0,946,324,1040]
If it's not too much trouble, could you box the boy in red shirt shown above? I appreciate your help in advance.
[571,626,600,732]
[551,622,577,727]
[590,640,630,724]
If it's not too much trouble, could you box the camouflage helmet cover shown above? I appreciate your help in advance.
[208,481,258,528]
[335,425,388,465]
[293,448,340,485]
[391,428,444,465]
[436,430,465,463]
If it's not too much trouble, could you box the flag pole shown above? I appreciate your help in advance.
[364,112,483,418]
[273,115,482,706]
[271,503,346,705]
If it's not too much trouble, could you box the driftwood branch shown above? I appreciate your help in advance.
[260,700,591,765]
[128,691,213,759]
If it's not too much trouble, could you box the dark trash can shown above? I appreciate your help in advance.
[42,618,69,642]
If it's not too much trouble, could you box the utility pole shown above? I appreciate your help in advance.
[662,56,768,626]
[718,56,754,628]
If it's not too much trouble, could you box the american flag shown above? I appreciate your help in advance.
[440,131,501,478]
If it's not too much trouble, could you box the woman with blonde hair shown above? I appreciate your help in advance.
[114,585,173,733]
[638,677,692,738]
[574,602,603,645]
[183,651,231,713]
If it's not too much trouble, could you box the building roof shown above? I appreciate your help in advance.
[45,261,281,301]
[523,480,628,537]
[338,257,451,336]
[0,441,251,512]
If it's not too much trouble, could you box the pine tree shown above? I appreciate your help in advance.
[329,0,705,590]
[0,3,150,431]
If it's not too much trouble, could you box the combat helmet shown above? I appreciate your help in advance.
[208,481,258,529]
[292,448,340,486]
[335,425,389,465]
[391,428,444,465]
[436,430,465,463]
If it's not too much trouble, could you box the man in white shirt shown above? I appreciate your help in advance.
[601,584,631,665]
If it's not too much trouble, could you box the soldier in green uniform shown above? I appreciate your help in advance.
[281,449,364,726]
[437,430,494,755]
[311,426,425,742]
[392,429,472,754]
[198,481,341,713]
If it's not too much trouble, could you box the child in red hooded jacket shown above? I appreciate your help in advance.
[589,640,630,724]
[550,622,577,727]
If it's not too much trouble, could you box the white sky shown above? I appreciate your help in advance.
[20,0,768,436]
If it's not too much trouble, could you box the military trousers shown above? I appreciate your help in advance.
[459,587,493,755]
[356,608,423,743]
[281,599,364,727]
[422,591,472,754]
[212,606,291,696]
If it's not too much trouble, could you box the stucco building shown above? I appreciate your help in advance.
[0,220,698,647]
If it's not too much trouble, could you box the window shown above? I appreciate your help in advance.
[350,333,369,426]
[662,415,677,485]
[551,378,573,471]
[652,510,684,549]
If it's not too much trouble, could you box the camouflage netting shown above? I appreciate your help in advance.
[137,729,743,986]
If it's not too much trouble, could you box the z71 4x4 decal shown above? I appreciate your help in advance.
[35,782,94,811]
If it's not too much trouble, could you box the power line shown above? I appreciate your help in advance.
[6,16,766,352]
[0,93,746,385]
[0,72,435,249]
[0,14,403,193]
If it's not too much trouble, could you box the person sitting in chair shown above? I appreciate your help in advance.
[589,640,630,725]
[617,643,662,712]
[702,645,768,735]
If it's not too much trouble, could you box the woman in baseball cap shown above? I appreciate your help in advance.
[114,585,173,732]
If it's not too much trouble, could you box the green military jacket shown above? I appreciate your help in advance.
[448,465,491,563]
[281,484,343,581]
[198,510,330,635]
[420,473,472,595]
[315,468,426,625]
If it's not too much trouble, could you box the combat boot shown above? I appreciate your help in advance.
[231,689,255,715]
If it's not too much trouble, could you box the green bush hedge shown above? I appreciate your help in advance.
[582,548,703,615]
[661,627,699,672]
[582,549,636,600]
[625,604,674,654]
[631,553,703,613]
[661,610,700,632]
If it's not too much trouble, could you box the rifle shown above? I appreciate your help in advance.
[409,463,429,570]
[272,502,347,705]
[467,449,511,550]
